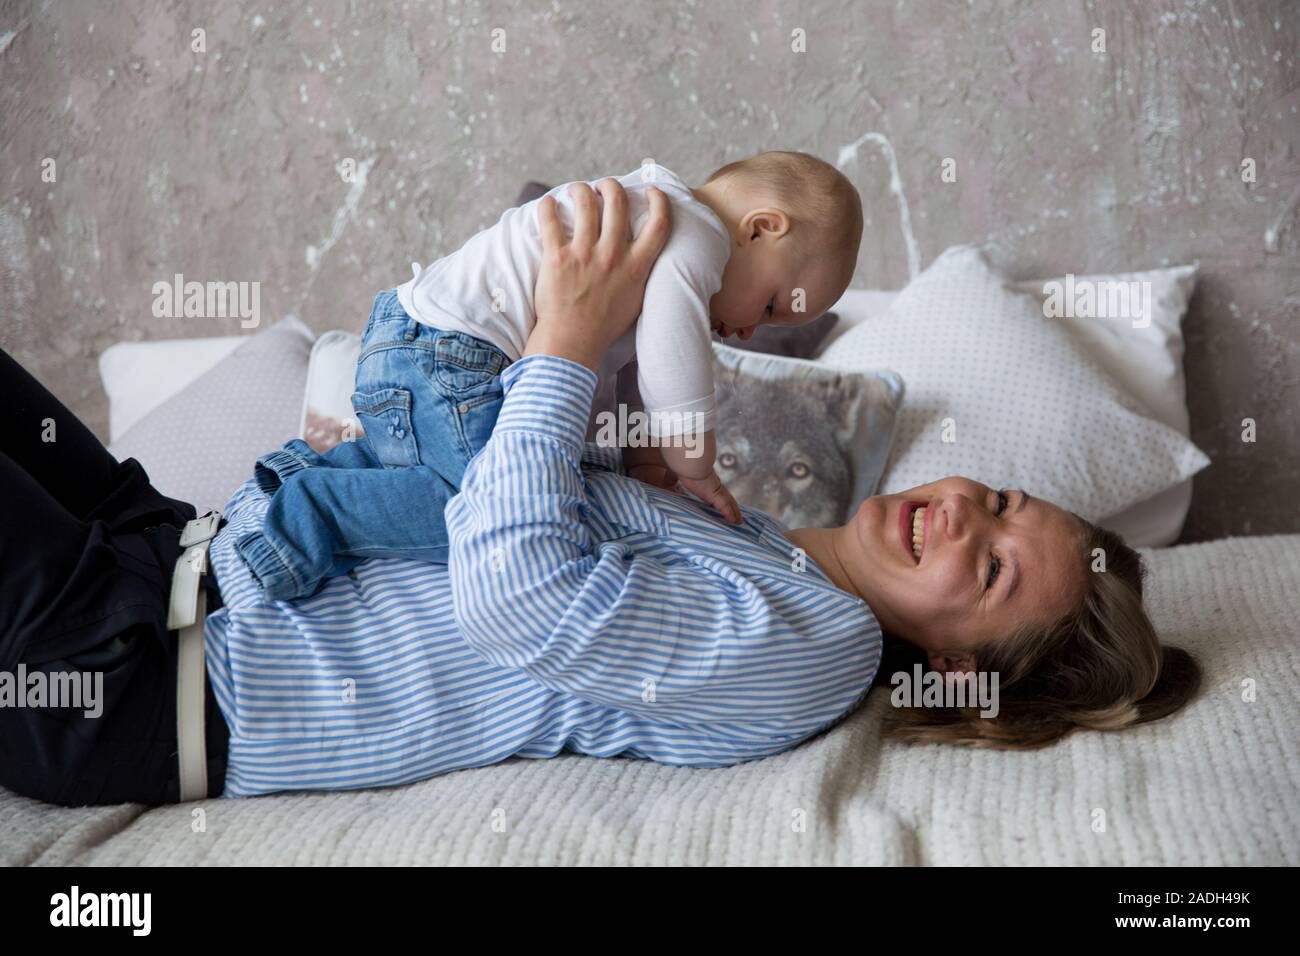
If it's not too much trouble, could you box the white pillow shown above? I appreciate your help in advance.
[1010,266,1197,546]
[826,264,1200,546]
[300,330,364,451]
[820,246,1210,527]
[99,334,245,441]
[105,318,316,511]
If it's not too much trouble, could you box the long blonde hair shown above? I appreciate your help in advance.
[875,519,1202,749]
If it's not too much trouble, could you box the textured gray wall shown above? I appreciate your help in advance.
[1,0,1296,540]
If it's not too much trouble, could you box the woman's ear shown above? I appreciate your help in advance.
[927,651,979,676]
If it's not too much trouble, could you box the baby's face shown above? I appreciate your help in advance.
[709,239,847,341]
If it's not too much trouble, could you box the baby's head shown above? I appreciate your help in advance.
[694,150,863,340]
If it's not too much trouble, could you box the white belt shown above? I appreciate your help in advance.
[166,510,223,802]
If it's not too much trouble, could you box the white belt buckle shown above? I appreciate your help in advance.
[168,510,222,630]
[168,510,222,802]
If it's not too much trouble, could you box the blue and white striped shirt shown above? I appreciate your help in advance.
[204,356,881,798]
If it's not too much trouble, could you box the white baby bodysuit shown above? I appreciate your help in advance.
[396,164,732,438]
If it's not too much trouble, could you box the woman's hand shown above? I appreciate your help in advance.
[524,179,672,370]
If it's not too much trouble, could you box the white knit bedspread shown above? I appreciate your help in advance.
[4,534,1297,866]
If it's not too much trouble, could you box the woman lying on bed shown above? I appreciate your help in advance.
[0,181,1200,807]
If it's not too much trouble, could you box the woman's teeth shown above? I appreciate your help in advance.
[911,505,927,560]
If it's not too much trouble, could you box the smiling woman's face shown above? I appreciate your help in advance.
[837,476,1089,671]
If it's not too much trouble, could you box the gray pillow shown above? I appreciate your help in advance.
[513,181,552,206]
[713,343,904,529]
[109,318,315,511]
[715,311,838,359]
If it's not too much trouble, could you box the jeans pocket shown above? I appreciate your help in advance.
[453,382,505,464]
[351,387,420,468]
[431,332,509,395]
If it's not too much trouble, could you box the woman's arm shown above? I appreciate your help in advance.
[444,355,867,745]
[521,179,669,369]
[445,181,873,747]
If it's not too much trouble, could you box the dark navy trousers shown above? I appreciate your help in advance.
[0,348,229,806]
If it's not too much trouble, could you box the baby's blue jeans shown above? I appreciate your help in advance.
[234,289,508,600]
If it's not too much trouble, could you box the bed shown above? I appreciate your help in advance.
[4,256,1296,866]
[3,531,1296,865]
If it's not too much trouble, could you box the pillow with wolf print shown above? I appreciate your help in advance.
[711,343,904,529]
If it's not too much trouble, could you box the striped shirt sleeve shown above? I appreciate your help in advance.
[445,355,873,744]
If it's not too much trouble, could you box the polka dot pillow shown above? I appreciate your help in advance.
[821,246,1210,523]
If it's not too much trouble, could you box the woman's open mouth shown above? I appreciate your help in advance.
[899,501,931,564]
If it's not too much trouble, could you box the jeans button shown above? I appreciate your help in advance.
[458,403,469,414]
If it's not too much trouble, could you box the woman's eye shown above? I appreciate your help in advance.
[788,461,810,479]
[719,452,737,469]
[984,491,1009,587]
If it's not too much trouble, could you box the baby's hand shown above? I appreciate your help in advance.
[627,462,679,491]
[678,470,743,525]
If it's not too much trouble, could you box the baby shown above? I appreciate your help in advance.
[237,150,863,600]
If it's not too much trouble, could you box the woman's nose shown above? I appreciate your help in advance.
[940,494,978,540]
